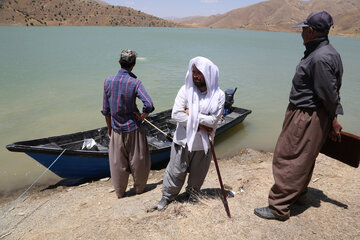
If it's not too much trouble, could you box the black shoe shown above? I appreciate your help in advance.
[254,206,288,221]
[157,197,170,211]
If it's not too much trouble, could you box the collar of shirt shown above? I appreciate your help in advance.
[303,36,329,58]
[119,68,137,79]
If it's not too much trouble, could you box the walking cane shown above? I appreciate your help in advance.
[209,138,231,218]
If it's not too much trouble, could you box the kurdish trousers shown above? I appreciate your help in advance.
[161,143,212,201]
[268,104,332,218]
[109,126,150,198]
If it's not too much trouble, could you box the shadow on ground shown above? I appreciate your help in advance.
[175,187,235,203]
[43,178,163,198]
[290,187,348,217]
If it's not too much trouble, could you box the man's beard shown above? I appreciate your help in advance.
[194,80,206,88]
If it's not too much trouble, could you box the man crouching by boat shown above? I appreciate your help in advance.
[157,57,225,211]
[101,49,155,198]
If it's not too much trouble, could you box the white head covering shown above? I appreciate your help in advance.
[185,56,222,153]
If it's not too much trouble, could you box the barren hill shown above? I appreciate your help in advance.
[176,0,360,37]
[0,0,185,27]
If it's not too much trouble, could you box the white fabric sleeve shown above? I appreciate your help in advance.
[198,90,225,129]
[171,85,188,127]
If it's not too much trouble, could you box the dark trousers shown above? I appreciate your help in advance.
[268,104,331,218]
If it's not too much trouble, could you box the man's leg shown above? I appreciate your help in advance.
[109,130,130,198]
[186,150,212,194]
[128,126,151,194]
[267,107,330,219]
[161,144,189,201]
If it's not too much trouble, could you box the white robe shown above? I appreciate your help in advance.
[172,57,225,153]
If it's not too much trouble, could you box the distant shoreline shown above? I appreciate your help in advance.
[0,25,358,38]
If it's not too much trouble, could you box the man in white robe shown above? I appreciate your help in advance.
[157,56,225,211]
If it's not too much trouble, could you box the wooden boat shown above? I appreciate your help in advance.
[6,107,251,179]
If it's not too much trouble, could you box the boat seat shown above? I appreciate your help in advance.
[147,136,172,149]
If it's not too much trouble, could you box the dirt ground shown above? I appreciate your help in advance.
[0,148,359,240]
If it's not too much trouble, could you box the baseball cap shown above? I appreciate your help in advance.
[293,11,333,33]
[120,49,137,63]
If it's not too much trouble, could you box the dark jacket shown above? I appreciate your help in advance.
[289,37,343,118]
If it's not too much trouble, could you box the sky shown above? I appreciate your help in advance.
[101,0,266,18]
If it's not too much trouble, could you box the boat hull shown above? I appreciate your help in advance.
[27,152,111,179]
[7,107,251,179]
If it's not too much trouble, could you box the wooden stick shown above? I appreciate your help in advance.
[209,139,231,218]
[143,118,173,141]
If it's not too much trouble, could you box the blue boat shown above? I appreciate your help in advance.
[6,107,251,179]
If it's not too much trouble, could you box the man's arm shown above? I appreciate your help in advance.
[136,80,155,115]
[313,58,342,118]
[198,91,225,129]
[105,116,112,138]
[313,57,343,142]
[171,85,188,126]
[101,78,112,138]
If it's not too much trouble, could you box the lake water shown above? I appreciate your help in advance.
[0,27,359,193]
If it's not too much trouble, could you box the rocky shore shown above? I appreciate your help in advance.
[0,148,359,240]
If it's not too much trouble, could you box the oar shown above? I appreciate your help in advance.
[209,138,231,218]
[143,118,173,141]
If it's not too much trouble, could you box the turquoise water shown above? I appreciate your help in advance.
[0,27,359,193]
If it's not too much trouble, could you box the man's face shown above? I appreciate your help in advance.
[302,27,315,44]
[192,65,206,89]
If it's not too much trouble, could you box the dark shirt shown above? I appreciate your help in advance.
[289,36,343,118]
[101,69,154,133]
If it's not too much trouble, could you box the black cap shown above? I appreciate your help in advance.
[293,11,333,33]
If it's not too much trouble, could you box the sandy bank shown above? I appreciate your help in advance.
[0,148,359,240]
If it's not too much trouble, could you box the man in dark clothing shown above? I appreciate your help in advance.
[254,11,343,221]
[101,49,155,198]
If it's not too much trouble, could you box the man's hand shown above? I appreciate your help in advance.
[198,124,213,136]
[329,117,342,142]
[134,112,149,121]
[107,127,112,139]
[105,116,112,139]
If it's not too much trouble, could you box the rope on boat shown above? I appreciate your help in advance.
[0,149,66,217]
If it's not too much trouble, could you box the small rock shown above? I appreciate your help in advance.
[0,232,12,239]
[146,206,157,213]
[143,200,158,213]
[79,183,89,187]
[108,189,115,193]
[100,177,110,182]
[313,177,321,183]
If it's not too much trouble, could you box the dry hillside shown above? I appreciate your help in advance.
[332,9,360,36]
[0,0,185,27]
[176,0,360,37]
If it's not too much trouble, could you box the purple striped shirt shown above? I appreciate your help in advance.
[101,69,154,133]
